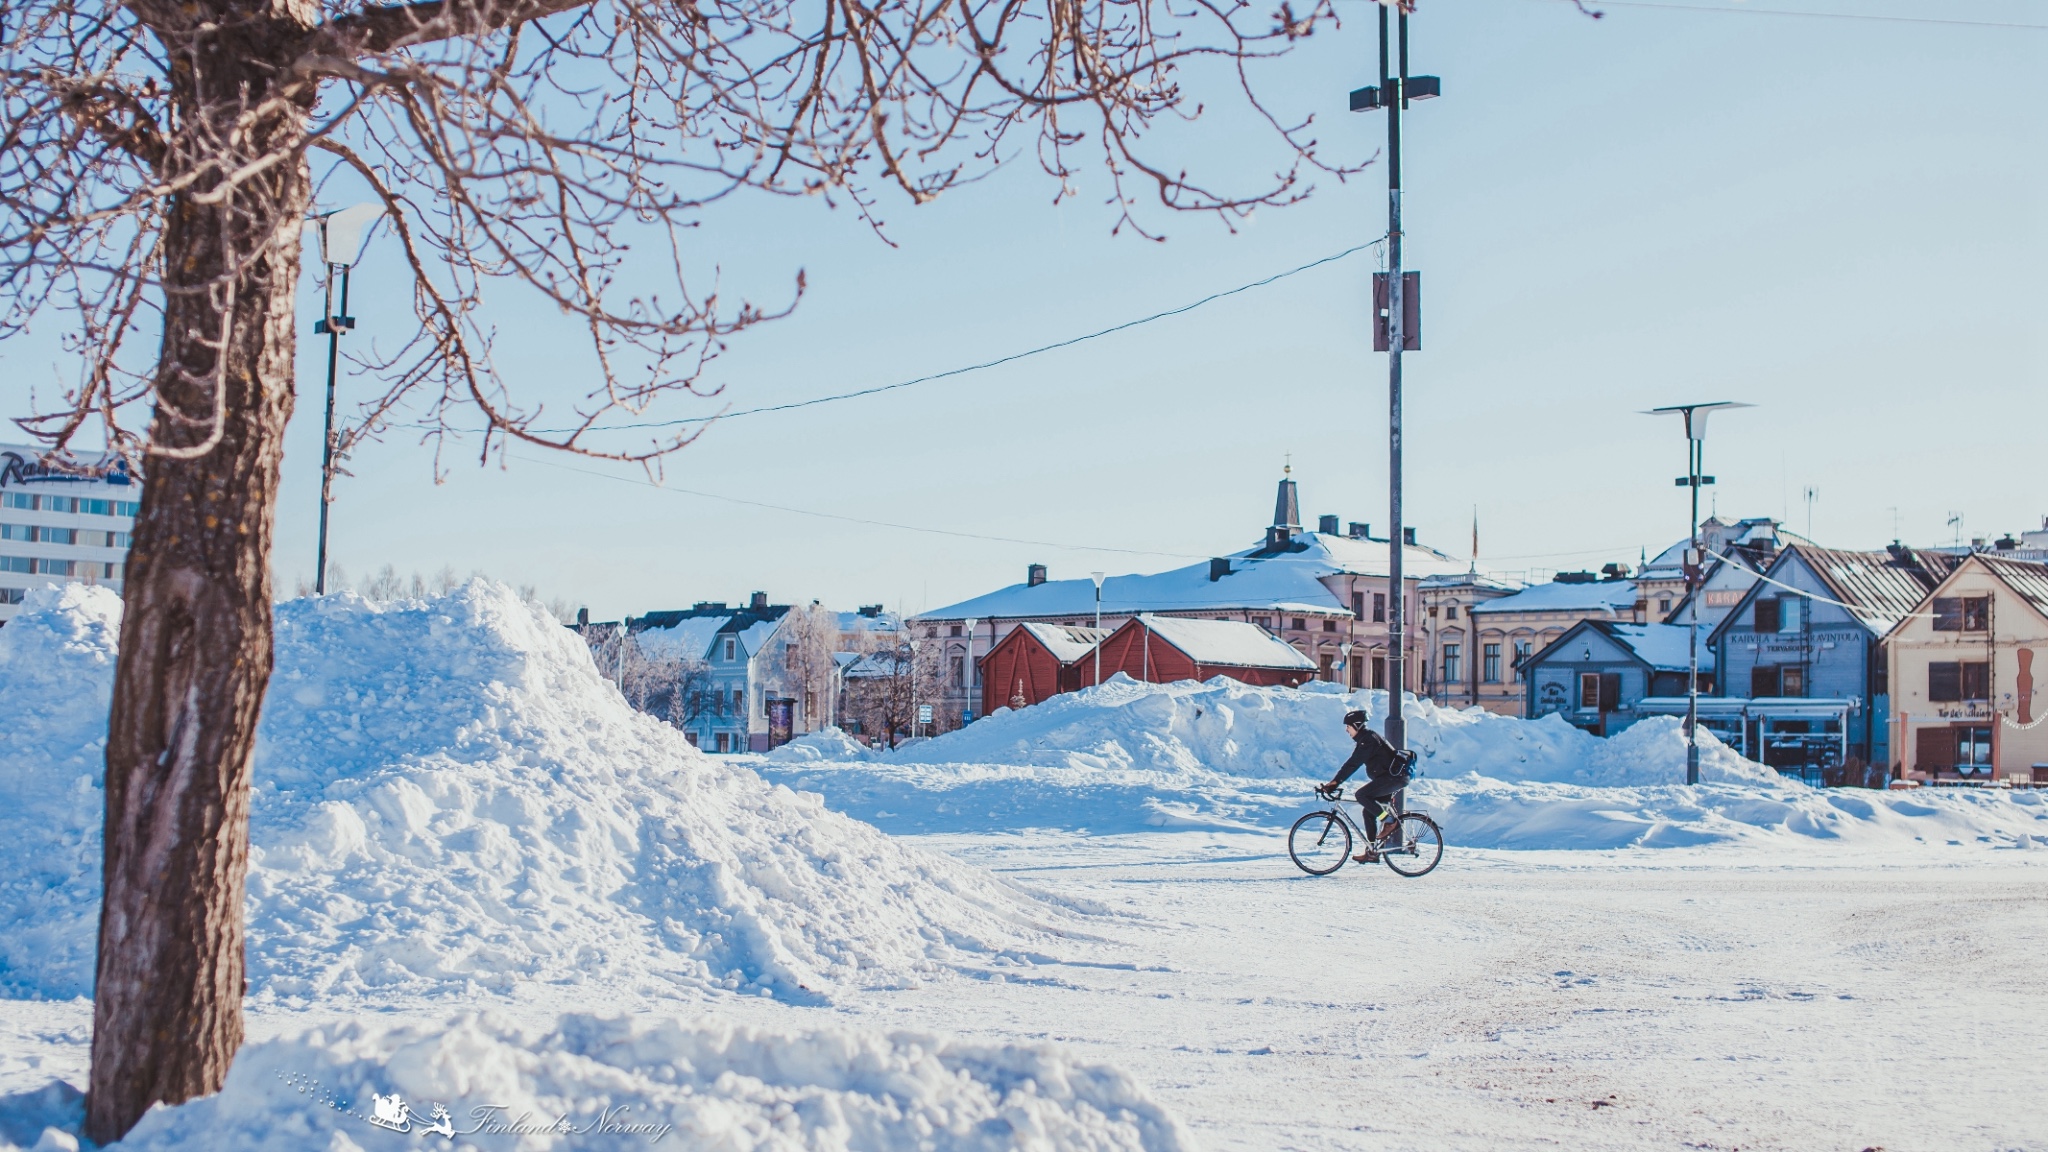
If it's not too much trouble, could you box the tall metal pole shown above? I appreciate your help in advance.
[314,263,349,595]
[1686,425,1702,786]
[1382,5,1408,750]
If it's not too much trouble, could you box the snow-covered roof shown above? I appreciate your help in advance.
[1471,580,1638,616]
[1599,623,1698,671]
[632,615,728,662]
[837,611,900,634]
[735,617,782,657]
[1136,615,1316,670]
[1013,622,1107,665]
[920,531,1474,622]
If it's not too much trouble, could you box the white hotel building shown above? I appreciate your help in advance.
[0,444,140,622]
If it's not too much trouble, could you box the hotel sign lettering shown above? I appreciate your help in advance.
[0,450,132,488]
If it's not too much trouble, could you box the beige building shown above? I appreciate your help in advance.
[1456,576,1645,717]
[1888,553,2048,784]
[1417,571,1523,714]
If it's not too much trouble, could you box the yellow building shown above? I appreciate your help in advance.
[1887,553,2048,785]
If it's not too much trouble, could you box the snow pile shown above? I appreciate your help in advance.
[0,582,1067,1003]
[0,585,122,999]
[1,1013,1189,1152]
[764,726,876,764]
[755,676,2048,850]
[888,674,1777,787]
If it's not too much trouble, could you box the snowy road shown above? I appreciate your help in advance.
[4,835,2044,1151]
[811,834,2047,1152]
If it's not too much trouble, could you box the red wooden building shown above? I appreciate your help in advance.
[1078,614,1317,689]
[979,622,1110,714]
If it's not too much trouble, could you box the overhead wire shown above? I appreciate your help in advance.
[1542,0,2048,30]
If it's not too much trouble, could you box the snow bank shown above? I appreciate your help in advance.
[886,674,1778,787]
[755,676,2048,850]
[0,1012,1188,1152]
[764,726,876,764]
[0,582,1067,1003]
[0,585,122,1000]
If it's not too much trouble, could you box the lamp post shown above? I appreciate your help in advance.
[1090,571,1106,687]
[964,616,978,725]
[1340,641,1355,693]
[1350,6,1439,750]
[1644,401,1753,784]
[308,203,385,594]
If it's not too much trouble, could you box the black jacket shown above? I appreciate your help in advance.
[1330,726,1406,788]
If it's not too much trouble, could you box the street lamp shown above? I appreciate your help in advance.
[1644,401,1753,785]
[1090,572,1106,687]
[307,202,385,594]
[964,616,978,726]
[1350,4,1440,752]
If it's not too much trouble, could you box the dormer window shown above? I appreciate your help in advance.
[723,637,736,660]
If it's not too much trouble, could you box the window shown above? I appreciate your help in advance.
[1352,591,1366,619]
[1372,593,1386,623]
[104,562,123,580]
[1780,596,1802,632]
[1319,654,1334,680]
[1,494,29,510]
[35,495,71,513]
[1442,644,1461,685]
[1933,597,1991,632]
[1751,665,1780,697]
[33,559,71,576]
[1928,661,1989,702]
[715,732,731,753]
[1512,640,1531,683]
[949,656,965,687]
[1253,616,1272,631]
[116,501,140,517]
[1322,619,1337,633]
[723,637,736,661]
[0,557,29,573]
[732,688,746,714]
[948,624,962,637]
[1290,618,1305,631]
[1781,666,1805,697]
[1579,672,1601,710]
[1754,598,1780,632]
[33,527,74,545]
[1955,726,1994,775]
[1371,656,1386,690]
[0,525,26,541]
[1658,598,1672,615]
[1445,605,1458,620]
[0,588,22,605]
[1483,643,1502,684]
[1427,606,1438,619]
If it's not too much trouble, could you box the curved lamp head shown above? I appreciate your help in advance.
[1643,401,1753,441]
[311,203,386,268]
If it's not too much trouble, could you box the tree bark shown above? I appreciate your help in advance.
[85,31,309,1144]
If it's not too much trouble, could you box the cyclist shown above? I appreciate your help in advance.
[1316,708,1413,863]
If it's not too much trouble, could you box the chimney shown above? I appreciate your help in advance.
[1318,514,1340,535]
[859,604,882,617]
[1209,557,1232,582]
[1996,534,2019,551]
[1027,563,1048,587]
[750,590,768,610]
[576,606,589,626]
[1403,527,1417,546]
[1348,522,1370,539]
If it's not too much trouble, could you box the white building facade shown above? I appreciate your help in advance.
[0,445,140,622]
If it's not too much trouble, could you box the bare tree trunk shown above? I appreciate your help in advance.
[86,45,308,1143]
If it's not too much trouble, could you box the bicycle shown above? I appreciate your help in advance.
[1288,788,1444,878]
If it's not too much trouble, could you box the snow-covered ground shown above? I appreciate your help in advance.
[1,584,2043,1150]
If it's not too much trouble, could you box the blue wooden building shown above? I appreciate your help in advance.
[1702,544,1951,774]
[1522,621,1699,735]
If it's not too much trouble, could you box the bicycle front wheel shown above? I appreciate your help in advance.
[1382,813,1444,878]
[1288,810,1352,876]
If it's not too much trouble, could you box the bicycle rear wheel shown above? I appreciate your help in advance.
[1381,813,1443,877]
[1288,810,1352,876]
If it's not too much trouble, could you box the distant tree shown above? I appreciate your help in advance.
[779,602,842,735]
[844,638,945,749]
[0,0,1353,1135]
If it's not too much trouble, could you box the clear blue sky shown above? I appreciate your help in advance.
[4,0,2042,618]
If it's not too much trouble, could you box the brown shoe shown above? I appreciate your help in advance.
[1352,850,1380,864]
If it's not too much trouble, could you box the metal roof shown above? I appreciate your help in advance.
[1975,553,2048,621]
[1785,544,1945,634]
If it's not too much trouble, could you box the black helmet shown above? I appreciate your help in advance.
[1342,709,1370,728]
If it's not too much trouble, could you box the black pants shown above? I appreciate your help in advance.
[1354,775,1405,828]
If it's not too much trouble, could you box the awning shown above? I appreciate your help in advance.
[1637,696,1856,721]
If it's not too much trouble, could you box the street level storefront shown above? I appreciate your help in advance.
[1887,553,2048,785]
[1637,696,1857,785]
[1522,620,1699,736]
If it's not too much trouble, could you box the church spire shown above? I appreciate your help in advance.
[1267,462,1301,550]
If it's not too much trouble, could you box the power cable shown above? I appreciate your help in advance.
[1552,0,2048,31]
[411,237,1387,438]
